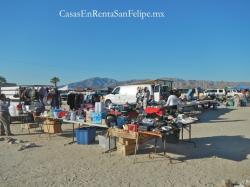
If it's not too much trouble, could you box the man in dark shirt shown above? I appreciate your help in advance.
[0,94,13,136]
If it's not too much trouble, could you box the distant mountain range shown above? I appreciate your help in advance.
[66,77,250,90]
[67,77,118,89]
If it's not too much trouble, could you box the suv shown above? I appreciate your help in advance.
[204,89,226,97]
[226,89,243,98]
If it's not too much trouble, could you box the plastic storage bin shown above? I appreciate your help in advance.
[76,127,96,144]
[98,135,116,151]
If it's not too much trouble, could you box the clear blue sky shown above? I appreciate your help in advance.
[0,0,250,85]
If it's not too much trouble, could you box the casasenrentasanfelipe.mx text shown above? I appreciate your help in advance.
[59,9,165,19]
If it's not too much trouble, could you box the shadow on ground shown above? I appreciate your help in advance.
[138,135,250,162]
[198,108,247,124]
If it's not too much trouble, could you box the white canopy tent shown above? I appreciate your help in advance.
[58,85,69,91]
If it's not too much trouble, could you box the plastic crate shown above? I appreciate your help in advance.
[76,127,96,144]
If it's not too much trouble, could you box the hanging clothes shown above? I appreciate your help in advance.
[67,93,75,110]
[51,89,60,109]
[74,94,82,110]
[38,87,47,104]
[67,93,84,110]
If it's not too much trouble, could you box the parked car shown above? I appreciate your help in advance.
[178,88,204,100]
[204,89,226,97]
[177,89,189,99]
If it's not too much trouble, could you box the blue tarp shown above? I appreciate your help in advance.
[235,84,250,90]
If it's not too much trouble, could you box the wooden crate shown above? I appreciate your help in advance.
[45,119,62,125]
[118,138,136,146]
[108,128,138,140]
[117,143,136,156]
[21,123,40,129]
[43,123,62,134]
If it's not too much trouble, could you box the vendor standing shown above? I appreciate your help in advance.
[164,90,180,115]
[143,87,150,109]
[136,87,143,110]
[0,94,13,136]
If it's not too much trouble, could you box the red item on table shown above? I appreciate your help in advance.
[58,111,68,118]
[109,110,122,116]
[127,111,139,119]
[128,124,139,132]
[145,107,165,116]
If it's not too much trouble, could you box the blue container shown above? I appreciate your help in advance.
[76,127,96,144]
[92,112,102,124]
[52,109,63,118]
[101,112,107,119]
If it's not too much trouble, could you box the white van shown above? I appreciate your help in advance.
[104,84,152,106]
[104,84,171,105]
[0,86,20,101]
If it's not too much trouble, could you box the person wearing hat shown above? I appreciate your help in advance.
[0,94,13,136]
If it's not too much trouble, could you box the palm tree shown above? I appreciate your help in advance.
[0,76,7,85]
[50,77,60,87]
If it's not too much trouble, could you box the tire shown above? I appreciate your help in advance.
[234,94,240,99]
[105,99,112,107]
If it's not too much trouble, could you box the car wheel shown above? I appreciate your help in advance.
[234,94,240,99]
[105,99,112,107]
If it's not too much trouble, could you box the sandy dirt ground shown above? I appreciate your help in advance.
[1,107,250,187]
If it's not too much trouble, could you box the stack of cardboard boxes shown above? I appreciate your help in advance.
[117,137,136,156]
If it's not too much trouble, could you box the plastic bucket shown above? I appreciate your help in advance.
[76,127,96,144]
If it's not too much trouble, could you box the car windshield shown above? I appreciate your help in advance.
[112,87,120,94]
[206,90,216,93]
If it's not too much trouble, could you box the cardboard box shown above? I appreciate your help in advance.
[43,123,62,134]
[117,143,136,156]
